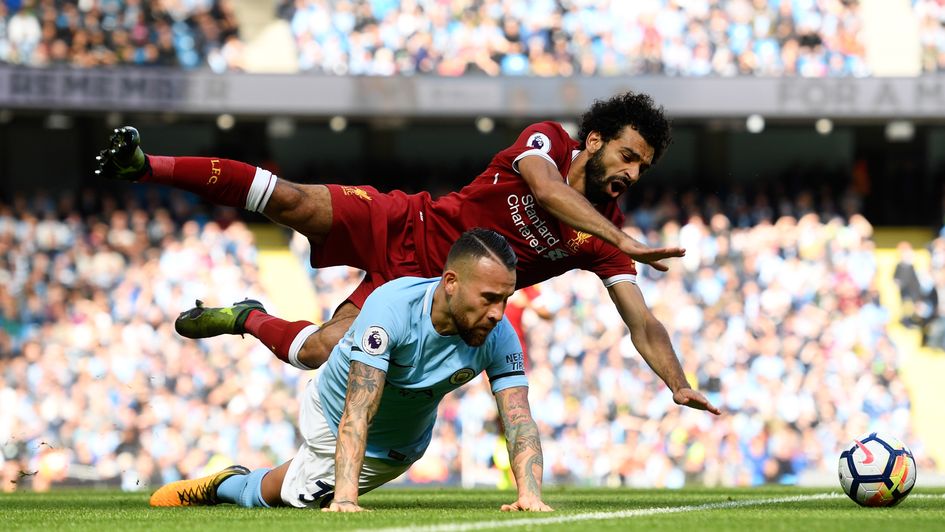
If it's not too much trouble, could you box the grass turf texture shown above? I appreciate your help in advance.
[1,487,943,531]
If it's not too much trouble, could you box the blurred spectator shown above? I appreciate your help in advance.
[924,267,945,349]
[916,0,945,73]
[921,237,945,349]
[893,241,925,326]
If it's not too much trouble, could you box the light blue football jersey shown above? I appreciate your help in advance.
[317,276,527,464]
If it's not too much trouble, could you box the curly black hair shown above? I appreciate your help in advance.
[577,92,673,164]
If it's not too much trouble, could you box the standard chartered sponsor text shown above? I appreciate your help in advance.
[507,194,560,253]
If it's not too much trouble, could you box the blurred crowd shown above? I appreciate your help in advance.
[284,0,869,77]
[0,0,242,70]
[0,190,300,491]
[0,186,937,492]
[1,0,871,76]
[10,0,945,77]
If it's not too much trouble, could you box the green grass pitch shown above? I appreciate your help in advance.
[2,487,943,531]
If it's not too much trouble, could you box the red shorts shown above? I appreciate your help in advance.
[310,185,427,308]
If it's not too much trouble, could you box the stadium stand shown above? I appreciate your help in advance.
[282,0,870,76]
[1,0,874,75]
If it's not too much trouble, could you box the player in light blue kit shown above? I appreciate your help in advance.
[150,228,552,512]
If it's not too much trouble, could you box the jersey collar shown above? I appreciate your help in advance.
[423,279,451,339]
[422,279,438,318]
[567,149,581,185]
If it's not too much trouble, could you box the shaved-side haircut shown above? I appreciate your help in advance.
[444,228,517,272]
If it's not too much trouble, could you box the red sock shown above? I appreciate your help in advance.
[143,156,266,210]
[243,310,318,369]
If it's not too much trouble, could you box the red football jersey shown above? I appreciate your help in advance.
[411,121,638,289]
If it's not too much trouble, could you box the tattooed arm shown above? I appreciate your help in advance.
[494,386,553,512]
[325,360,386,513]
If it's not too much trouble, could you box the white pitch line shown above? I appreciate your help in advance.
[358,492,842,532]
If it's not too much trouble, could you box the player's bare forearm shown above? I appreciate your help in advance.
[496,387,544,500]
[609,283,721,414]
[519,158,627,248]
[335,360,385,503]
[609,283,688,391]
[633,315,690,393]
[517,157,682,269]
[635,320,720,414]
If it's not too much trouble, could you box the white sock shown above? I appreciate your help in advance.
[287,324,320,371]
[245,167,277,213]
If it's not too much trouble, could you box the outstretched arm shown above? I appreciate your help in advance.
[518,156,683,272]
[326,360,386,512]
[608,281,721,414]
[494,386,553,512]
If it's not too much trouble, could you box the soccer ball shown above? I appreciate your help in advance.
[838,432,916,507]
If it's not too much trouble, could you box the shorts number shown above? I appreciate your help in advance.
[298,479,335,508]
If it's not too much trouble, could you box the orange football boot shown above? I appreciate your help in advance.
[149,465,250,507]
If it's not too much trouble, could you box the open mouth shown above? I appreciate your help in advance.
[609,178,629,196]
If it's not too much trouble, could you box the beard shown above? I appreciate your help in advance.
[455,314,490,347]
[583,148,619,205]
[449,299,492,347]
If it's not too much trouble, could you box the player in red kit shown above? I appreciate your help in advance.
[96,92,720,415]
[504,286,548,368]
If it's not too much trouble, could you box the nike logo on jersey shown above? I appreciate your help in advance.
[543,249,570,261]
[493,172,499,184]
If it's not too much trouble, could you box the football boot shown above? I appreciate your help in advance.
[149,465,250,507]
[94,126,149,181]
[175,299,267,339]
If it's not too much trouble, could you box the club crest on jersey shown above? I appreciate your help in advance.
[449,368,476,385]
[361,326,389,355]
[567,231,592,252]
[341,186,372,201]
[526,132,551,153]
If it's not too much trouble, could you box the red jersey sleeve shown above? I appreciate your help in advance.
[585,205,638,286]
[588,242,638,287]
[505,122,577,176]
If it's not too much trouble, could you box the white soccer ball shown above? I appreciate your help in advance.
[838,432,916,507]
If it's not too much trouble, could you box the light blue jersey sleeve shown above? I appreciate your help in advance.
[346,288,407,373]
[484,319,528,394]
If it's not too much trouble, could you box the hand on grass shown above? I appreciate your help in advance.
[322,500,366,512]
[501,497,554,512]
